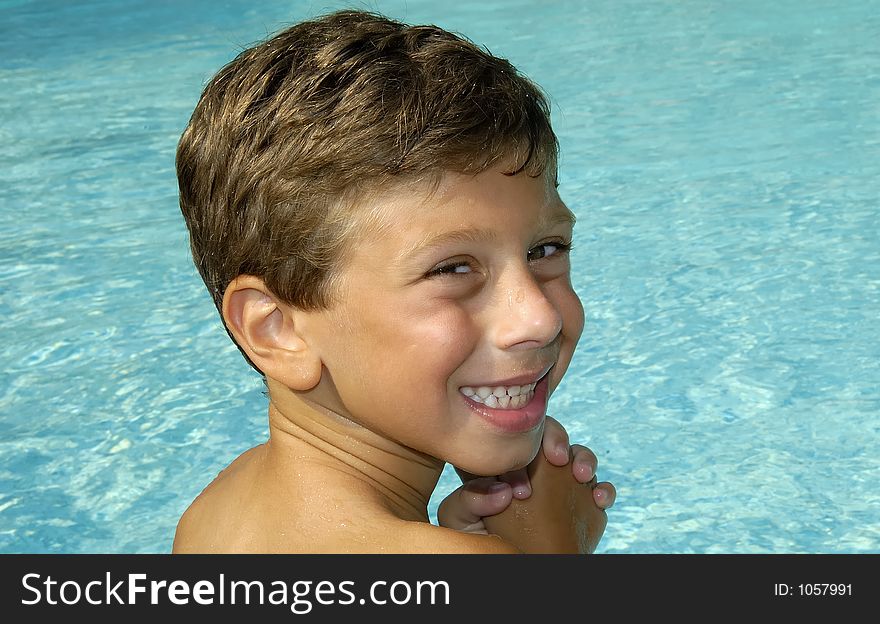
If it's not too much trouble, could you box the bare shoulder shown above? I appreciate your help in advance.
[174,493,520,554]
[172,490,224,553]
[171,444,521,554]
[172,445,265,554]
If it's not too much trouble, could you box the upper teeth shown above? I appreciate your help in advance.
[460,382,537,409]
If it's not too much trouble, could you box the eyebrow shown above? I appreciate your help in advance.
[398,228,498,263]
[399,206,576,263]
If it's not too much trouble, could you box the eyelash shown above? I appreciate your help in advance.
[425,241,573,278]
[528,241,573,262]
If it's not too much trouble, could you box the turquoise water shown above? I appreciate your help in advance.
[1,0,877,553]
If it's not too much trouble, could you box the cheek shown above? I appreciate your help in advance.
[547,283,584,390]
[564,290,585,342]
[325,303,481,447]
[339,301,479,390]
[390,307,480,388]
[421,307,478,356]
[551,281,585,344]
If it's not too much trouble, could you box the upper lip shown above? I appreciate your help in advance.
[461,362,554,388]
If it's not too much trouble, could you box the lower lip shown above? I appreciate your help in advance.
[462,375,549,433]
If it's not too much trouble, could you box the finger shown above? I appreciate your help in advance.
[592,481,616,510]
[498,468,531,499]
[541,415,571,466]
[436,478,513,531]
[570,443,598,483]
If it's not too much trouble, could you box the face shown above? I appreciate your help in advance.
[300,167,585,476]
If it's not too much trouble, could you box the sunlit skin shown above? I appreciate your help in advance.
[296,166,584,477]
[173,166,593,552]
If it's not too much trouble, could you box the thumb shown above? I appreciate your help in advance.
[436,478,512,532]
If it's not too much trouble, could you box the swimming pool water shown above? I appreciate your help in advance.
[1,0,878,553]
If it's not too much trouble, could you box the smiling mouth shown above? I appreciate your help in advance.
[459,364,553,410]
[459,382,538,409]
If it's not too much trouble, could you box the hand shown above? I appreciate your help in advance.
[437,416,615,535]
[483,446,607,553]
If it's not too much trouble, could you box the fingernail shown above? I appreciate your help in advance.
[555,443,568,460]
[593,488,613,508]
[513,484,531,499]
[581,464,594,481]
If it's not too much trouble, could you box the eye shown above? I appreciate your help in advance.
[528,241,572,262]
[425,261,473,278]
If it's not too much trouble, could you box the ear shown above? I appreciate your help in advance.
[222,275,322,390]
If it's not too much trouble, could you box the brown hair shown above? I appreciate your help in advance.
[176,9,558,362]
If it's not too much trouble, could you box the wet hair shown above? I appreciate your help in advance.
[176,9,558,368]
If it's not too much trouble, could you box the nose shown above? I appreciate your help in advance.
[491,271,563,351]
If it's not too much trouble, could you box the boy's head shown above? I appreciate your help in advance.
[176,10,582,475]
[177,9,557,337]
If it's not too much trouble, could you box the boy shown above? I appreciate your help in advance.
[173,10,615,553]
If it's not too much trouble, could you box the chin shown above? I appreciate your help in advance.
[454,439,541,477]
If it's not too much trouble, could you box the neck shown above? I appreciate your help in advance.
[263,378,445,522]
